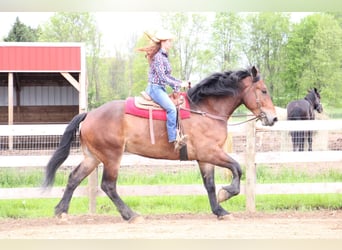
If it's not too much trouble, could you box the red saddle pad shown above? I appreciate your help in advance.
[125,93,191,121]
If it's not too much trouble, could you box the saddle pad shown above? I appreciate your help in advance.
[125,93,191,121]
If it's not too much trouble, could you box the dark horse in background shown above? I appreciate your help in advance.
[286,88,323,151]
[43,66,277,222]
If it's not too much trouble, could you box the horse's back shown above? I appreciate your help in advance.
[287,99,310,120]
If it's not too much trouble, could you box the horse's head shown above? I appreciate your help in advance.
[241,66,278,126]
[312,88,323,113]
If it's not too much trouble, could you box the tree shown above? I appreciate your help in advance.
[243,13,291,103]
[4,17,39,42]
[281,13,342,108]
[211,12,243,71]
[131,34,150,96]
[161,13,210,82]
[39,12,103,108]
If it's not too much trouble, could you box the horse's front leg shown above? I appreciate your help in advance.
[216,154,242,203]
[198,162,228,218]
[198,152,242,219]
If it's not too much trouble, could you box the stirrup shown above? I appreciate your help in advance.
[174,134,188,150]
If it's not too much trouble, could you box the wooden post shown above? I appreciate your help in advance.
[88,168,98,214]
[8,73,14,150]
[79,43,87,114]
[245,120,256,212]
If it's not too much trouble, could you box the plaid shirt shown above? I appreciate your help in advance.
[148,48,181,92]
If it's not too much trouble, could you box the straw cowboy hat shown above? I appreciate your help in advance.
[145,30,175,43]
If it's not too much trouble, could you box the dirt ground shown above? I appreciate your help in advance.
[0,210,341,239]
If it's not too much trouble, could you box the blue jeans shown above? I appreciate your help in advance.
[145,84,177,142]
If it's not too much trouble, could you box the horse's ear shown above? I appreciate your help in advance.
[251,66,258,77]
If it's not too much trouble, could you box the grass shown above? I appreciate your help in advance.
[0,194,340,219]
[0,165,341,218]
[256,165,342,183]
[1,165,341,188]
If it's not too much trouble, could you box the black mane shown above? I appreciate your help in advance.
[187,68,253,104]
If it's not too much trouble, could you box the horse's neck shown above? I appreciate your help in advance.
[194,96,241,118]
[304,93,314,106]
[304,97,315,119]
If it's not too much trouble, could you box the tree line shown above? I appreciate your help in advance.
[3,12,342,115]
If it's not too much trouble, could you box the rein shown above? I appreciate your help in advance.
[180,106,262,125]
[179,107,228,122]
[228,115,261,126]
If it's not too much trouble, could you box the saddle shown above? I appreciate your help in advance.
[125,91,190,120]
[135,91,187,111]
[125,91,190,146]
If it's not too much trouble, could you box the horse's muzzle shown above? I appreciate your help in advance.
[260,112,278,126]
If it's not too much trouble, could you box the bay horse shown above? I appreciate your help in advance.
[287,88,323,151]
[43,66,277,221]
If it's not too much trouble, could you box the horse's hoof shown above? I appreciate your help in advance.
[217,188,229,203]
[217,213,234,221]
[128,215,144,224]
[55,212,70,224]
[55,212,68,219]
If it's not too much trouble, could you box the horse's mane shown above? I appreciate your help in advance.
[187,68,253,104]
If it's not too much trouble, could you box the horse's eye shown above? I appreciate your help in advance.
[261,89,267,94]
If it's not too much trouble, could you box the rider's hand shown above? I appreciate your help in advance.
[181,81,190,88]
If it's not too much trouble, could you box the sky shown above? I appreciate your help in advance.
[0,12,313,56]
[0,12,162,55]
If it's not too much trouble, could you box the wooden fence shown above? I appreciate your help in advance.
[0,120,341,213]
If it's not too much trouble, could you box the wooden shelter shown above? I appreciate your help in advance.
[0,42,87,125]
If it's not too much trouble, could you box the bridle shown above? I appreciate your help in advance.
[228,82,265,126]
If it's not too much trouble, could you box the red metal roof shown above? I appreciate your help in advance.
[0,43,83,72]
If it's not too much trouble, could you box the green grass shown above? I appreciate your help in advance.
[0,166,341,218]
[0,168,87,188]
[0,194,340,219]
[1,166,340,188]
[256,165,342,183]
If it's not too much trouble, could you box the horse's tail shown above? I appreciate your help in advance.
[43,112,87,188]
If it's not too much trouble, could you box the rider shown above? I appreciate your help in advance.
[137,30,188,150]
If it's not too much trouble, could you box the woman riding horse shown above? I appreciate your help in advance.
[43,66,277,222]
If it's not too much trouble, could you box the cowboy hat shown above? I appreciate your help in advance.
[154,30,174,41]
[145,30,175,43]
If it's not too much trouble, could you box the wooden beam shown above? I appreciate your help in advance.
[245,120,256,212]
[60,72,80,91]
[256,120,342,131]
[79,44,87,113]
[8,73,13,149]
[8,73,13,125]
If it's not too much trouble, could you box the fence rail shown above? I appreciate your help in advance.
[0,120,341,212]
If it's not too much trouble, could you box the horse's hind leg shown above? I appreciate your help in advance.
[55,155,100,216]
[100,160,140,222]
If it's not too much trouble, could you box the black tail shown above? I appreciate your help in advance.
[43,113,87,187]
